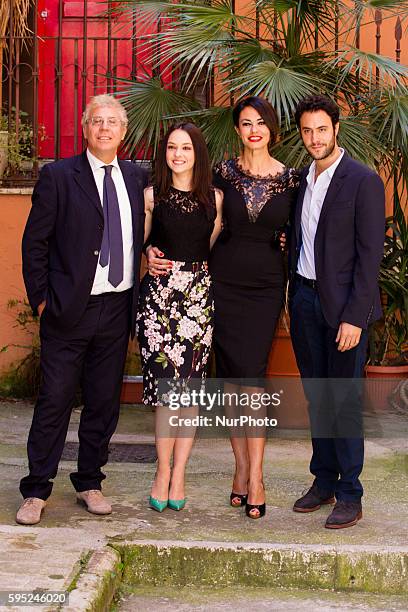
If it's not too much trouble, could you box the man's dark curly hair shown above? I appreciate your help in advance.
[295,95,340,129]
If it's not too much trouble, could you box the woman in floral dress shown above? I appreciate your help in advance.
[147,97,299,520]
[137,122,223,511]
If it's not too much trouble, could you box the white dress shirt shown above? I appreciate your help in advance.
[86,149,134,294]
[297,149,345,280]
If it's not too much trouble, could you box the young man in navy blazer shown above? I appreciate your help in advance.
[289,95,385,529]
[16,94,147,524]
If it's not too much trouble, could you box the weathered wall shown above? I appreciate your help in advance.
[0,192,32,374]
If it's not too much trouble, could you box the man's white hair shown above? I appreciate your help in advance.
[82,94,128,127]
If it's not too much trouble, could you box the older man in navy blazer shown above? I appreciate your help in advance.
[289,95,385,529]
[16,94,147,524]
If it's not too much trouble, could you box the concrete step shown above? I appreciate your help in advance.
[115,540,408,595]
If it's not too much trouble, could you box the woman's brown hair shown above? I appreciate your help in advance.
[154,122,213,213]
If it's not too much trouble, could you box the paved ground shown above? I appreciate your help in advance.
[0,401,407,610]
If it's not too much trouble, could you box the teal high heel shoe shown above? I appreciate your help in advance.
[149,496,168,512]
[168,498,186,511]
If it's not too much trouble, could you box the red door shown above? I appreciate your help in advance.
[37,0,158,159]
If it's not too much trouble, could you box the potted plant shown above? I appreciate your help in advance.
[365,189,408,411]
[120,340,144,404]
[0,108,36,178]
[367,189,408,375]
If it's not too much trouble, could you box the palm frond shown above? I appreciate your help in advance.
[369,88,408,150]
[228,60,322,127]
[272,125,311,168]
[257,0,341,49]
[329,47,408,90]
[194,107,241,163]
[355,0,407,15]
[133,1,242,89]
[337,115,389,170]
[230,39,279,74]
[118,77,200,158]
[109,1,175,33]
[154,29,233,90]
[368,89,408,183]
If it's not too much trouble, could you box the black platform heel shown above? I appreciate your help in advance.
[246,480,266,519]
[245,502,266,519]
[230,492,248,507]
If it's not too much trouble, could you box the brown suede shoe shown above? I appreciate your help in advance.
[325,500,362,529]
[293,484,335,513]
[16,497,46,525]
[76,490,112,515]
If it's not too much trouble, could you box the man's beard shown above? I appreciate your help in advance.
[306,137,336,161]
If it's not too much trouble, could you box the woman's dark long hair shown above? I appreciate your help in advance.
[154,122,213,213]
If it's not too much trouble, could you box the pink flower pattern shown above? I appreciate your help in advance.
[137,262,213,406]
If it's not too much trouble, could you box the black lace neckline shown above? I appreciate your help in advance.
[234,158,287,181]
[215,159,300,223]
[169,184,192,194]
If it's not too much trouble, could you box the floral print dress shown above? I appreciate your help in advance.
[137,186,216,406]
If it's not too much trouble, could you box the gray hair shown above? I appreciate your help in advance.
[82,94,128,127]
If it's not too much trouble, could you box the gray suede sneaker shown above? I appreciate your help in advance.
[76,490,112,515]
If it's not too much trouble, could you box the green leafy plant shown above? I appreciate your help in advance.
[0,108,44,175]
[369,187,408,365]
[0,299,41,398]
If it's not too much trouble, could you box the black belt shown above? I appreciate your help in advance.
[89,288,132,301]
[295,273,317,290]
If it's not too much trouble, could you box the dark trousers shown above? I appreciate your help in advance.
[19,290,131,500]
[290,282,367,502]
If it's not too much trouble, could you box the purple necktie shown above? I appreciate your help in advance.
[99,165,124,287]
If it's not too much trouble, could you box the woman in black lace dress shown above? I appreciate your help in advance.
[147,98,299,519]
[137,123,222,512]
[209,97,300,519]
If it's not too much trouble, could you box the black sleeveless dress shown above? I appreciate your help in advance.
[137,186,216,405]
[210,159,300,381]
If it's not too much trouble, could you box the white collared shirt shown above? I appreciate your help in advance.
[86,149,134,294]
[297,149,345,280]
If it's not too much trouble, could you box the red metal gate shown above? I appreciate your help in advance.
[36,0,158,159]
[1,0,406,181]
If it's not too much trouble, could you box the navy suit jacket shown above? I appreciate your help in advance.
[289,153,385,330]
[22,151,148,337]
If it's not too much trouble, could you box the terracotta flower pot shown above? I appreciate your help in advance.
[364,364,408,412]
[266,327,309,429]
[120,375,143,404]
